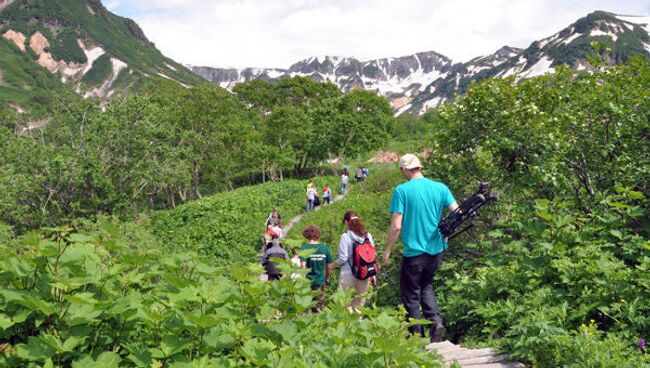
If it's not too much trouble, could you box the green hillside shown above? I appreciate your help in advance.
[0,37,74,114]
[0,45,647,367]
[0,0,203,111]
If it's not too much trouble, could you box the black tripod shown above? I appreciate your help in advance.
[439,182,499,240]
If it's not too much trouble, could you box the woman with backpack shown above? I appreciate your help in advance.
[333,211,378,310]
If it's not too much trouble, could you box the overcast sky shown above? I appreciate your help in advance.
[104,0,650,69]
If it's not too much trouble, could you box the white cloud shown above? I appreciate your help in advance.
[105,0,650,68]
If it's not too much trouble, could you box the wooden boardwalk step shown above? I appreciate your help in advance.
[426,340,524,368]
[452,354,509,365]
[443,347,496,361]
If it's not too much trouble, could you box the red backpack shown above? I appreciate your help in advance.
[350,237,379,280]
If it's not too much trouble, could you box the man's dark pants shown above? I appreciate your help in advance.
[400,252,444,337]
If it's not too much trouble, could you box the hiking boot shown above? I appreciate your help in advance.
[430,323,446,342]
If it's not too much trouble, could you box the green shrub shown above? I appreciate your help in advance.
[0,227,444,367]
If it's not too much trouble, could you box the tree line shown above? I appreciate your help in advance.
[0,77,394,231]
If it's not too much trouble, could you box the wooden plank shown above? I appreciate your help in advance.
[450,354,509,365]
[426,341,459,352]
[460,363,524,368]
[442,348,497,362]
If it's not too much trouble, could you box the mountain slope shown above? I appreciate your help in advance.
[193,11,649,115]
[0,0,204,111]
[0,36,74,115]
[192,51,453,112]
[409,11,650,113]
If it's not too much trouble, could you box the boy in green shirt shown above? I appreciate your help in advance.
[300,225,333,313]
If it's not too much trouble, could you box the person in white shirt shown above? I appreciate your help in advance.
[341,168,349,195]
[306,186,318,212]
[332,211,376,310]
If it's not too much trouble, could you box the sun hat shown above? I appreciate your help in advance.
[399,153,423,170]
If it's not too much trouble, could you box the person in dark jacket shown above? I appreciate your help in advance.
[261,238,289,280]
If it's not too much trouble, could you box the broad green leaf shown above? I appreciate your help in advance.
[609,230,623,240]
[0,289,56,316]
[64,304,102,326]
[16,336,56,362]
[160,336,193,358]
[68,234,96,244]
[184,312,220,329]
[0,313,14,330]
[72,352,121,368]
[62,335,87,352]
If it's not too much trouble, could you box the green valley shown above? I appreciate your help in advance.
[0,2,648,367]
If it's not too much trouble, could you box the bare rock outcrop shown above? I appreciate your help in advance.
[2,30,26,52]
[29,32,60,72]
[367,151,399,164]
[0,0,14,12]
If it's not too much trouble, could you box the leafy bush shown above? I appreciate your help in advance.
[421,56,650,366]
[0,227,444,367]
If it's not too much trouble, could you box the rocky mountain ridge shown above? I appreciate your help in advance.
[192,11,650,115]
[0,0,202,112]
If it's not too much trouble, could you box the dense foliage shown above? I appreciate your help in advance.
[1,32,648,366]
[152,178,335,266]
[0,226,443,367]
[0,78,394,232]
[422,56,650,365]
[285,56,650,366]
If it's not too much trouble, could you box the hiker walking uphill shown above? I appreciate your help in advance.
[383,154,458,342]
[332,211,378,311]
[341,169,349,195]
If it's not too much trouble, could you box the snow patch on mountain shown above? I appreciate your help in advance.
[590,29,618,41]
[521,56,555,79]
[110,58,127,83]
[81,44,106,75]
[616,15,650,33]
[562,31,582,45]
[538,34,560,49]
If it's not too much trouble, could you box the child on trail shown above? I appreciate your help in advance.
[355,167,364,183]
[261,237,289,281]
[263,215,284,245]
[300,225,333,313]
[332,211,377,311]
[306,185,318,212]
[322,185,332,205]
[341,168,349,195]
[265,208,282,228]
[290,247,302,280]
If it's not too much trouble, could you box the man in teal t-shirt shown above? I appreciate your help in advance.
[383,153,458,342]
[300,225,333,313]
